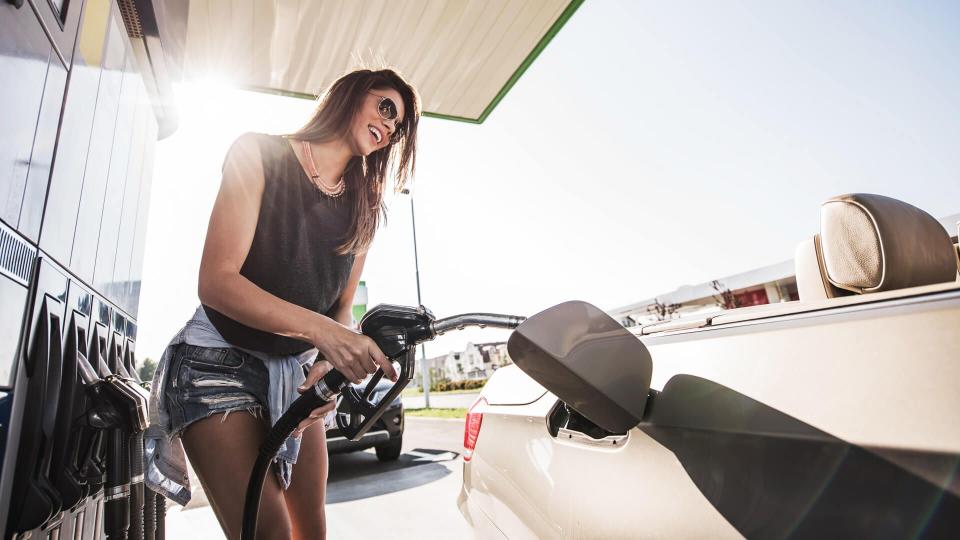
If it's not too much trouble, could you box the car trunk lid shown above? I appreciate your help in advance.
[481,365,547,406]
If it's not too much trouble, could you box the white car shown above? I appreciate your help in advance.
[458,193,960,539]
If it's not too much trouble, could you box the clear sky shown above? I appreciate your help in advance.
[137,0,960,361]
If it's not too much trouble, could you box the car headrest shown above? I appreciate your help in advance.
[954,223,960,280]
[818,193,956,294]
[794,236,848,301]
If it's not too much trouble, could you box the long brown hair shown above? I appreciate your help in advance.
[288,69,420,254]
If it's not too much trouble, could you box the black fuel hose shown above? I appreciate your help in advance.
[241,369,347,540]
[105,429,131,539]
[130,432,145,540]
[143,480,156,540]
[154,491,166,540]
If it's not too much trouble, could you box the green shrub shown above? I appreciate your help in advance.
[431,379,487,392]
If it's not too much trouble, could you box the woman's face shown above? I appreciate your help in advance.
[351,87,405,156]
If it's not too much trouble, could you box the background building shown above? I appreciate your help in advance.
[352,280,368,327]
[609,260,799,328]
[424,342,512,384]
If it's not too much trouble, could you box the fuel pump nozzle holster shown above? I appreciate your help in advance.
[83,369,149,434]
[83,341,151,540]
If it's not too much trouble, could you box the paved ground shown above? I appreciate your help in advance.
[165,416,471,539]
[402,391,480,410]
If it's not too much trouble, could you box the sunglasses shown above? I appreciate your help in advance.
[369,92,405,143]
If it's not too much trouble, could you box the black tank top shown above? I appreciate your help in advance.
[203,133,356,354]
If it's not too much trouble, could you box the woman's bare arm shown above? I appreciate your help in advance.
[197,134,394,383]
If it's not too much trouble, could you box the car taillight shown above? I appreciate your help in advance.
[463,396,487,462]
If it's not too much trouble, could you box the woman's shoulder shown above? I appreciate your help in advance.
[220,133,268,192]
[227,132,285,154]
[223,132,294,176]
[223,132,264,164]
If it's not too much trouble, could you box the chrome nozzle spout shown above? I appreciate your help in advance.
[430,313,526,336]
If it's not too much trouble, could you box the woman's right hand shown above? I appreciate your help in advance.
[310,318,397,384]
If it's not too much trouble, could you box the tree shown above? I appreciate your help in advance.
[646,299,681,322]
[711,280,739,310]
[138,356,158,382]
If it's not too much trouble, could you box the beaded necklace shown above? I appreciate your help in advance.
[300,139,345,198]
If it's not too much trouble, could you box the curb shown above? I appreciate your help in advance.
[405,416,465,423]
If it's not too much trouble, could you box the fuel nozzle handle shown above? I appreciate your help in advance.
[335,307,526,441]
[257,307,528,434]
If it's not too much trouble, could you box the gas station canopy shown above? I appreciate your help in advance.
[158,0,583,123]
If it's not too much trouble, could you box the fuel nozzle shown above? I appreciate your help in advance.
[244,303,525,540]
[334,304,526,441]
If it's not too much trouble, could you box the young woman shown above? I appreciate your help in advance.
[146,69,420,539]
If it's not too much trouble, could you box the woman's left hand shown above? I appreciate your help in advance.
[293,360,337,437]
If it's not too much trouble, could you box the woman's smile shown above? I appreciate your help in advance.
[355,87,404,155]
[368,125,383,144]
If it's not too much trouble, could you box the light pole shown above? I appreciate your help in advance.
[401,188,430,408]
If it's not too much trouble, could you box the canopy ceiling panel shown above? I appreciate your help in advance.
[173,0,582,123]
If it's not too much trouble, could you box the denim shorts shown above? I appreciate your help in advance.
[164,343,270,436]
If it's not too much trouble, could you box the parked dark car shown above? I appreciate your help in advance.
[326,379,404,461]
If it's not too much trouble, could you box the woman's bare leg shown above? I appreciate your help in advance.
[284,426,329,540]
[181,411,291,540]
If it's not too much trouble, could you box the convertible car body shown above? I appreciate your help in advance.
[459,193,960,539]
